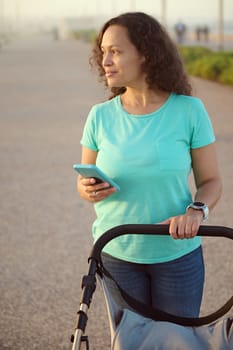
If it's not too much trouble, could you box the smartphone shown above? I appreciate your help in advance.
[73,164,120,191]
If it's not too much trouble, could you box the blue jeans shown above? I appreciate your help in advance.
[101,246,204,317]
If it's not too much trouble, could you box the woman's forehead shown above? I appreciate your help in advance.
[101,25,130,47]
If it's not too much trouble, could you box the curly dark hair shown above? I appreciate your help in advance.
[90,12,192,98]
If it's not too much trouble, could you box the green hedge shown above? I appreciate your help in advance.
[179,46,233,86]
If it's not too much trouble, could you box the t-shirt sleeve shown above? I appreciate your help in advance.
[80,106,99,151]
[190,99,216,149]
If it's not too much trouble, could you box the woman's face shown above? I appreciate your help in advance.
[101,25,145,88]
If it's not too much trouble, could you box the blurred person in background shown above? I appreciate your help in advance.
[174,20,187,43]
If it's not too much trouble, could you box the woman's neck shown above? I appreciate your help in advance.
[120,88,170,115]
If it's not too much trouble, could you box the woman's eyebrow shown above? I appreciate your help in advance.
[101,44,122,49]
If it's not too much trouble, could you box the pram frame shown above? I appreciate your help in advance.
[70,224,233,350]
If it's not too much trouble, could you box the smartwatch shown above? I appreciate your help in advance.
[186,201,209,221]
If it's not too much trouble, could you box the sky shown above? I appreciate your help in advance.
[1,0,233,27]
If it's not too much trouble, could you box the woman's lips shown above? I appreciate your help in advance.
[105,71,117,77]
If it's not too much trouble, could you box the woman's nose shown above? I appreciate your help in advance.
[102,53,112,66]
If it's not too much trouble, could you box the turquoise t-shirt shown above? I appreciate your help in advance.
[80,93,215,263]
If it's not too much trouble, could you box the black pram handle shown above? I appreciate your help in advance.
[89,224,233,327]
[90,224,233,261]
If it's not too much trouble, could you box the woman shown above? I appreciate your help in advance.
[77,12,222,317]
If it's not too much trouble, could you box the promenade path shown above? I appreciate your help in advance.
[0,36,232,350]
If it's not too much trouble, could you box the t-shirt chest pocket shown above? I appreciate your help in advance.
[157,138,191,171]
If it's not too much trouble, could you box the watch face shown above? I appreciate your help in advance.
[193,201,205,207]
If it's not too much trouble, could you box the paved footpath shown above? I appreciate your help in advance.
[0,36,232,350]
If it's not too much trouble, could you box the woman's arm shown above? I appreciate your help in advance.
[164,143,222,239]
[191,142,222,210]
[77,146,117,203]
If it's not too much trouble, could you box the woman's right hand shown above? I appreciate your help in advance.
[77,176,117,203]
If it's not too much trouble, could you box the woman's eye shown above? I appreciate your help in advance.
[100,48,120,57]
[111,49,119,55]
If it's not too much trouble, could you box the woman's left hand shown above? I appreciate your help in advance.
[160,209,203,239]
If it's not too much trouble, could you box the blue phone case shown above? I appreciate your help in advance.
[73,164,120,191]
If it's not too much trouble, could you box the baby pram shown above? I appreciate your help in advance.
[70,224,233,350]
